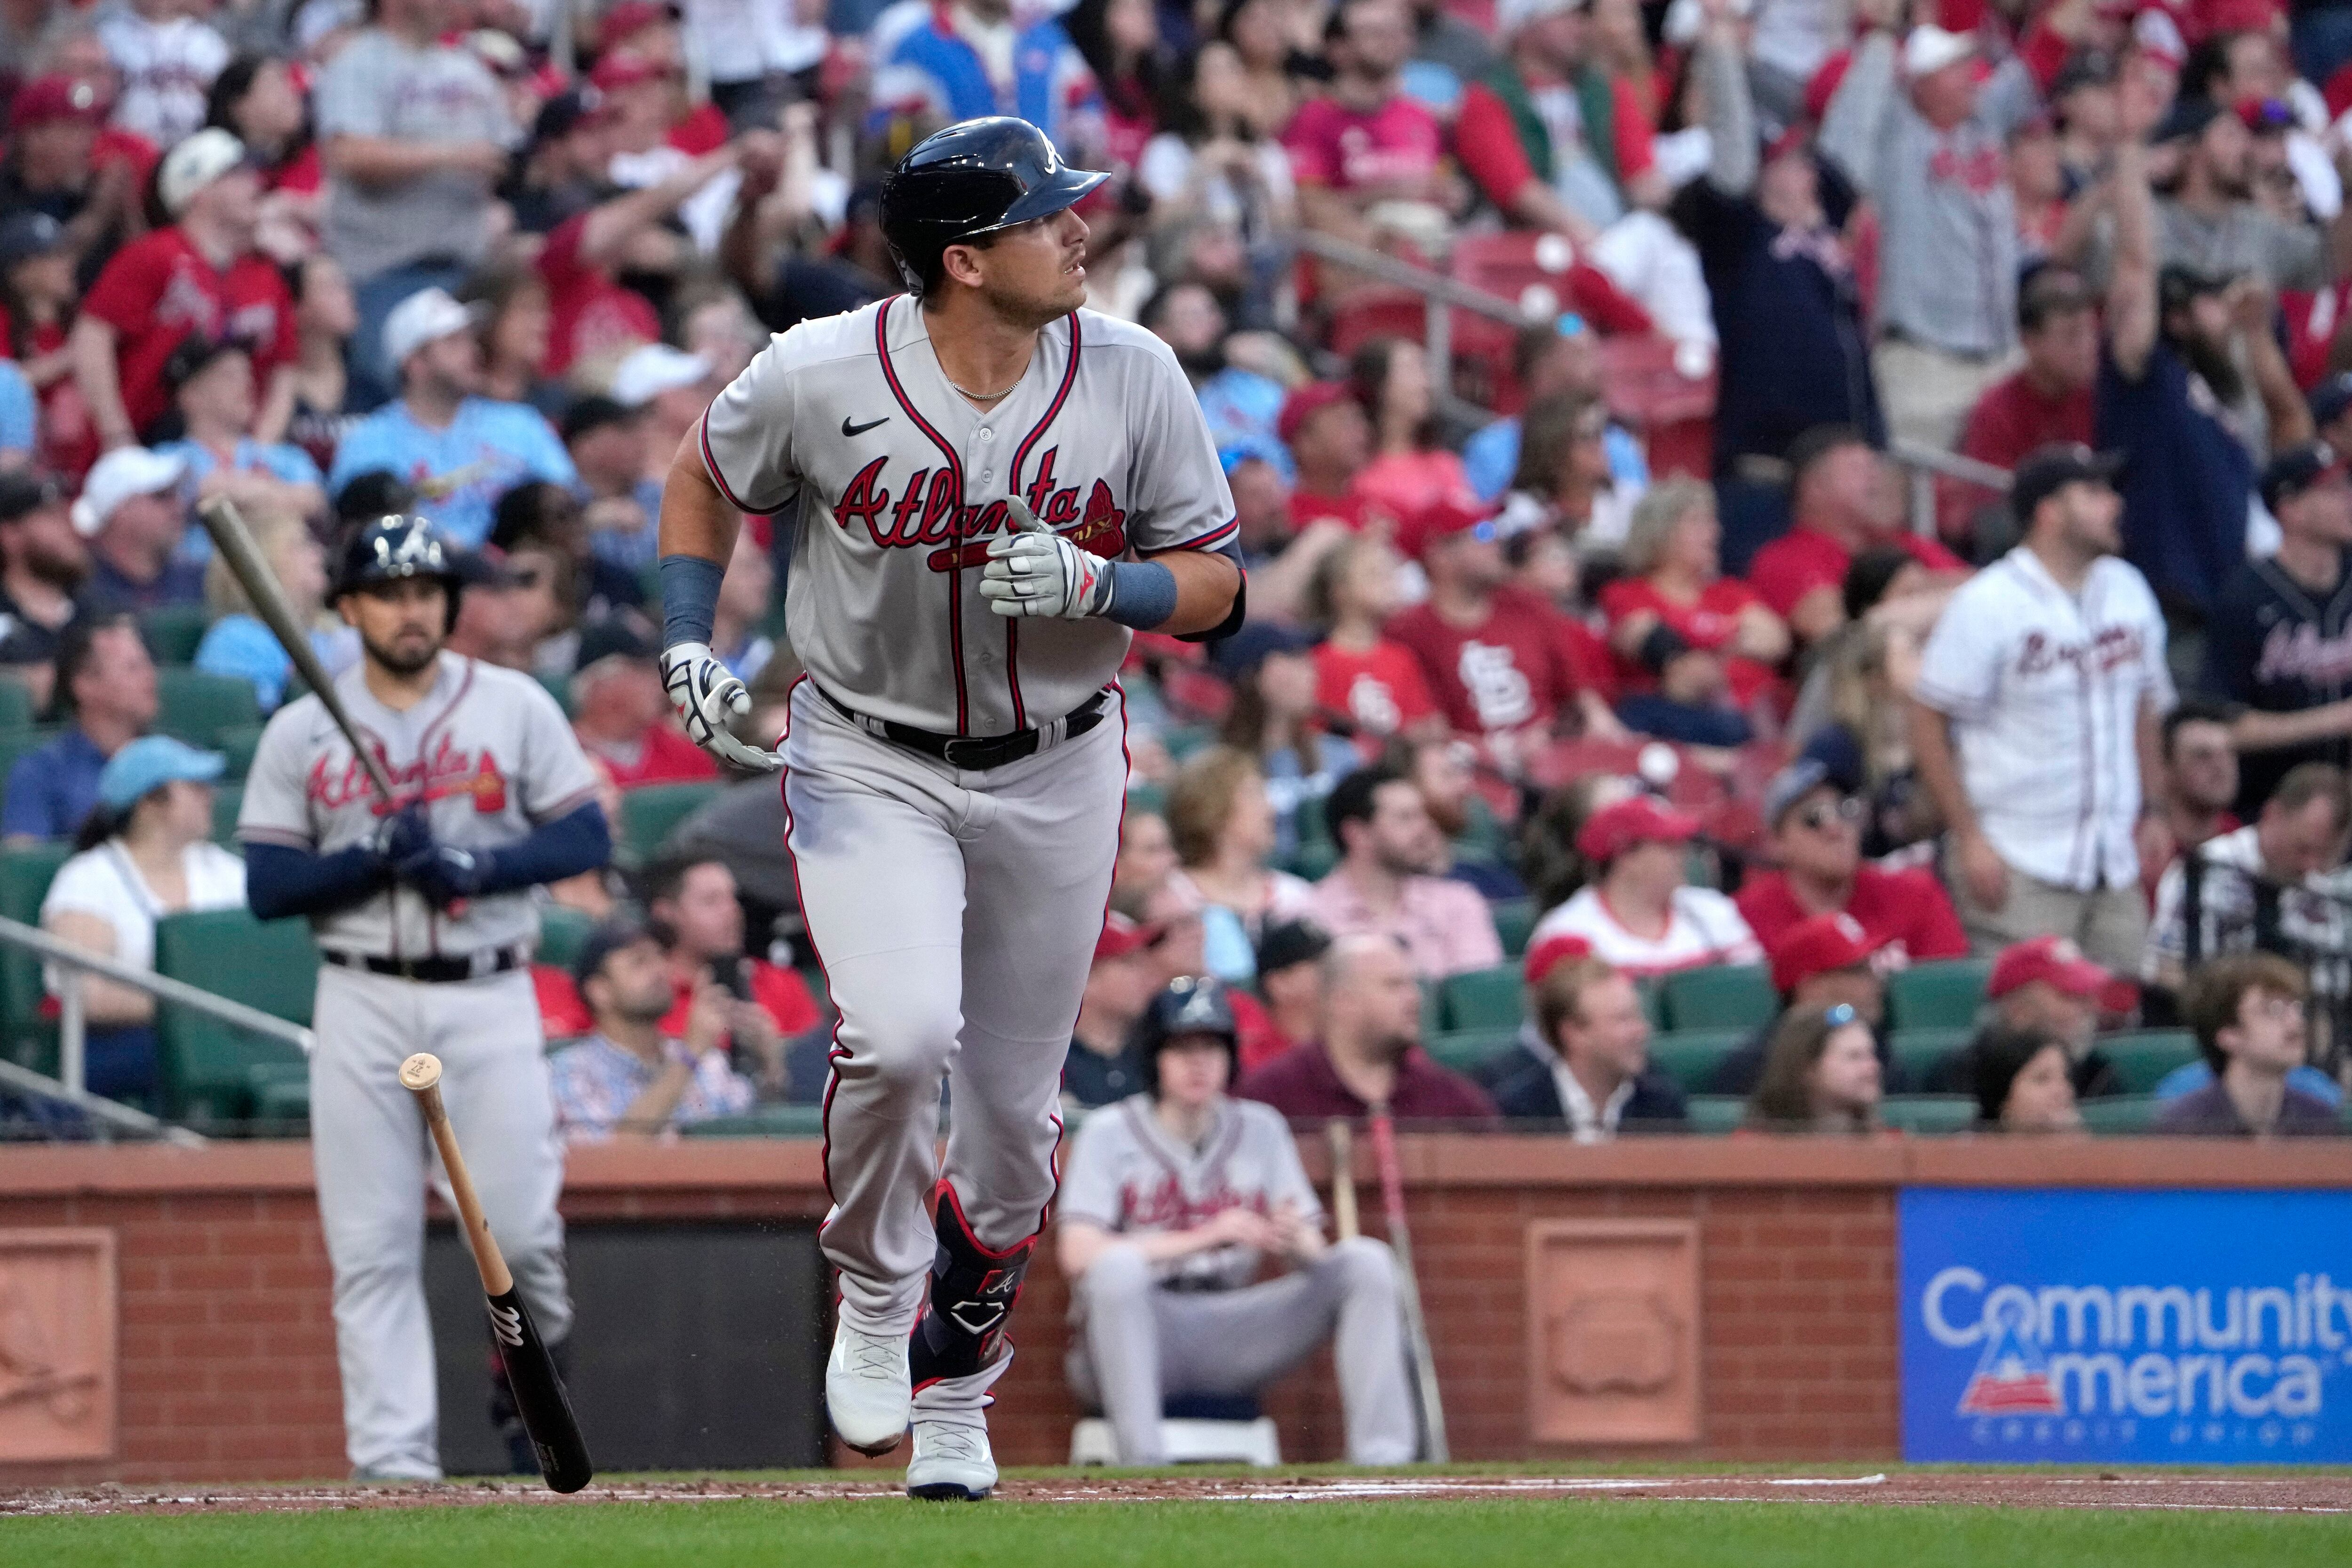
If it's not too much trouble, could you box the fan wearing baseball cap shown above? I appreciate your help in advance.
[1524,794,1762,978]
[1916,934,2127,1099]
[72,127,295,451]
[1279,382,1373,534]
[1707,910,1897,1096]
[1733,757,1968,964]
[1061,914,1161,1110]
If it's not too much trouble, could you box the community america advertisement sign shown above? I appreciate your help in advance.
[1899,1189,2352,1463]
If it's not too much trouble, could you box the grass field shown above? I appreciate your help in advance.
[8,1493,2352,1568]
[8,1469,2352,1568]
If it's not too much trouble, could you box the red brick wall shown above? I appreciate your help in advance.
[2,1136,2344,1483]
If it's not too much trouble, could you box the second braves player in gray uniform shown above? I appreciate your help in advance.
[655,118,1244,1499]
[239,516,611,1480]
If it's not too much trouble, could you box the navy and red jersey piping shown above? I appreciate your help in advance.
[874,297,973,734]
[1002,312,1085,729]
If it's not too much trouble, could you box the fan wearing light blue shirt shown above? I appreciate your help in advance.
[327,289,575,547]
[1463,316,1648,503]
[151,336,328,567]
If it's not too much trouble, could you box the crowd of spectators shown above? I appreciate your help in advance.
[0,0,2348,1143]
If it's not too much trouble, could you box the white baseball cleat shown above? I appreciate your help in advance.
[826,1319,912,1455]
[905,1410,996,1501]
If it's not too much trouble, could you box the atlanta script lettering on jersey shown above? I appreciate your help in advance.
[2017,624,2147,679]
[304,738,510,815]
[1119,1172,1271,1231]
[832,445,1128,569]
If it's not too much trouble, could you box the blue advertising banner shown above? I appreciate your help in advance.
[1899,1188,2352,1464]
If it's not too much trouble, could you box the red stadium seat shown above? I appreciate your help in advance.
[1447,231,1654,337]
[1595,335,1718,481]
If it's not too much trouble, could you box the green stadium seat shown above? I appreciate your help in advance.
[153,909,318,1124]
[619,780,723,859]
[1282,840,1338,880]
[209,783,244,845]
[247,1061,310,1130]
[215,723,266,781]
[0,678,33,733]
[1490,897,1536,958]
[536,903,596,972]
[1419,979,1444,1039]
[1890,1027,1974,1087]
[1423,1026,1518,1076]
[1686,1095,1747,1134]
[1661,964,1776,1030]
[2079,1095,2162,1134]
[1162,726,1216,764]
[1125,783,1167,819]
[141,604,212,665]
[1439,963,1524,1030]
[0,841,68,1072]
[1879,1095,1979,1134]
[1645,1027,1750,1093]
[1885,958,1994,1031]
[680,1102,828,1137]
[1290,795,1327,850]
[2096,1030,2200,1095]
[1636,979,1666,1031]
[157,668,262,747]
[535,671,574,717]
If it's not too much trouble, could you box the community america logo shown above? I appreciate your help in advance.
[1954,1293,2064,1417]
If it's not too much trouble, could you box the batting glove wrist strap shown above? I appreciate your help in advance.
[660,641,785,775]
[658,554,726,648]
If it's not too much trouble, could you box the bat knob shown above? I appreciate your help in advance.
[398,1053,443,1091]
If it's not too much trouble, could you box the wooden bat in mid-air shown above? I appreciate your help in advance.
[399,1053,594,1493]
[194,497,397,803]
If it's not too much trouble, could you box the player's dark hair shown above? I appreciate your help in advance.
[2017,264,2092,334]
[1970,1025,2066,1126]
[904,227,1001,300]
[1324,764,1405,854]
[50,612,138,723]
[2162,697,2236,758]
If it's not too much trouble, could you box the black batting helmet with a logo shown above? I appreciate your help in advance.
[877,117,1107,295]
[1136,975,1240,1097]
[335,513,463,598]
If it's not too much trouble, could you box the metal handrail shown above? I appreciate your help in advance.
[1889,440,2013,542]
[0,913,312,1135]
[1284,227,1537,426]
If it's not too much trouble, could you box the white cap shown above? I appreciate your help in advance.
[158,128,248,217]
[1662,0,1751,46]
[381,288,481,368]
[1903,25,1977,79]
[608,342,712,407]
[1496,0,1584,34]
[71,447,187,537]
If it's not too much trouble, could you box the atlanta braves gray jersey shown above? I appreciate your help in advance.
[238,652,602,956]
[696,297,1238,735]
[1057,1095,1323,1291]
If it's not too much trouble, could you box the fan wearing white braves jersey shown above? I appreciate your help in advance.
[654,118,1243,1501]
[1909,445,2176,974]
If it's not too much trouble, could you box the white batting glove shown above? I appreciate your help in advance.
[660,641,783,774]
[979,496,1114,620]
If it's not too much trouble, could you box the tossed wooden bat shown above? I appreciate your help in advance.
[1326,1119,1359,1242]
[1367,1106,1448,1464]
[399,1052,593,1493]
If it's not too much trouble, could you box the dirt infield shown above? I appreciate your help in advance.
[7,1471,2352,1518]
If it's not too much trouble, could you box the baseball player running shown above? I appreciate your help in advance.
[239,516,612,1480]
[656,117,1244,1499]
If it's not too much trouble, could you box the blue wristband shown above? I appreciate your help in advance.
[659,554,726,647]
[1103,559,1179,631]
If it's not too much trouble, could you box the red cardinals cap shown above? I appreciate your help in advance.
[1397,498,1497,563]
[1522,931,1594,988]
[1276,380,1355,447]
[1767,912,1882,995]
[590,48,673,92]
[1987,935,2106,999]
[1574,796,1700,863]
[1094,912,1150,964]
[598,0,676,52]
[10,74,103,132]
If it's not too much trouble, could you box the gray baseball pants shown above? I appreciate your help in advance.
[1065,1238,1419,1465]
[784,682,1125,1335]
[310,965,569,1479]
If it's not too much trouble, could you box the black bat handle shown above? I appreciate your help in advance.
[486,1286,595,1494]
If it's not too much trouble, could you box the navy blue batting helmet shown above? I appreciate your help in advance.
[334,513,466,606]
[1136,976,1240,1097]
[878,117,1107,295]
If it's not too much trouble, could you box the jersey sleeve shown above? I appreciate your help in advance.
[698,334,801,515]
[1911,581,2002,721]
[1054,1108,1127,1230]
[513,677,603,822]
[1252,1103,1325,1229]
[312,41,391,138]
[79,237,162,337]
[237,702,319,848]
[1123,339,1238,556]
[1454,82,1535,210]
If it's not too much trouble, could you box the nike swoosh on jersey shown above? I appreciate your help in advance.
[842,415,890,437]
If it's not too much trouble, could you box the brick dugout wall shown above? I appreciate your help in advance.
[2,1137,2346,1483]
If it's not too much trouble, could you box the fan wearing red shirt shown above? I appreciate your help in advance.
[569,622,719,788]
[1283,0,1450,251]
[1384,499,1613,745]
[536,138,746,376]
[1598,479,1790,711]
[1733,757,1969,964]
[1280,380,1375,533]
[1748,425,1965,646]
[1310,533,1440,748]
[73,129,297,451]
[644,856,819,1056]
[1939,267,2097,548]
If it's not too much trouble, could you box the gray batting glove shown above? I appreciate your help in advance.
[660,641,783,774]
[979,496,1114,620]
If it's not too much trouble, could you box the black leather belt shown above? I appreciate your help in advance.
[819,687,1109,771]
[322,946,526,983]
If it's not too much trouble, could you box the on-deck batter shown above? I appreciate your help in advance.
[239,516,612,1480]
[654,117,1244,1500]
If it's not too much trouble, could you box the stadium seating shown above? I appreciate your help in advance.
[141,604,212,665]
[1879,1096,1979,1134]
[682,1103,828,1137]
[157,668,263,747]
[0,680,32,733]
[152,909,318,1124]
[2079,1096,2162,1134]
[1660,964,1775,1030]
[2095,1030,2201,1094]
[620,780,723,860]
[1438,963,1523,1030]
[1423,1025,1517,1076]
[1489,897,1535,958]
[537,904,596,973]
[1885,959,1993,1031]
[1890,1027,1973,1089]
[1645,1027,1748,1092]
[0,841,70,1072]
[536,671,574,717]
[210,784,244,845]
[215,723,267,780]
[1685,1095,1746,1133]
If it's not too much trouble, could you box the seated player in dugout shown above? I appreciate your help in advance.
[1056,977,1417,1467]
[653,118,1244,1499]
